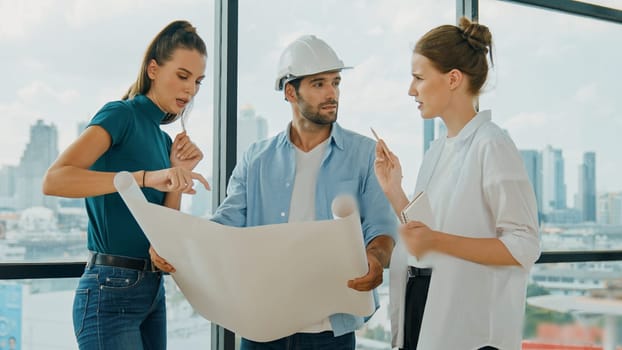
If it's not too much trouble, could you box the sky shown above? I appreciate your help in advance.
[1,0,621,207]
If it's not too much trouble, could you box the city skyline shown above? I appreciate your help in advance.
[0,116,614,220]
[1,2,621,350]
[1,1,621,200]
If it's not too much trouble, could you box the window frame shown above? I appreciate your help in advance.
[2,1,622,350]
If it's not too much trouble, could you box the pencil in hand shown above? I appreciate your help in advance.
[370,127,394,167]
[180,115,187,133]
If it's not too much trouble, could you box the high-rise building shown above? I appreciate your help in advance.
[190,178,212,218]
[0,165,17,210]
[237,104,268,162]
[438,120,447,139]
[578,152,597,222]
[15,120,59,210]
[423,119,434,154]
[77,121,88,136]
[0,166,16,197]
[541,145,566,213]
[598,192,622,225]
[520,150,542,219]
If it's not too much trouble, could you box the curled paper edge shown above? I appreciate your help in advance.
[331,194,358,219]
[113,171,147,203]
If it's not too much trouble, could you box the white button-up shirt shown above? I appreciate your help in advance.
[390,110,540,350]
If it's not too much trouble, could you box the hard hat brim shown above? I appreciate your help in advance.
[274,66,353,91]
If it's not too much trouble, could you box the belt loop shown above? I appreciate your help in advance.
[86,251,95,269]
[408,266,433,278]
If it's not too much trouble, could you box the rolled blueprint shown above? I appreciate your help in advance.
[331,194,357,219]
[114,171,374,342]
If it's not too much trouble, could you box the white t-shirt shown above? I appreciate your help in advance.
[289,138,333,333]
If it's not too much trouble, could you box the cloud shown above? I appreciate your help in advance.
[501,111,551,132]
[0,0,54,40]
[496,110,583,155]
[0,101,42,166]
[381,1,453,35]
[341,55,412,117]
[17,81,80,105]
[573,83,598,104]
[64,0,146,27]
[2,0,622,198]
[367,26,384,37]
[95,84,132,107]
[64,0,207,28]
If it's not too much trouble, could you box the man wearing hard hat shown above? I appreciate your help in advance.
[211,35,396,349]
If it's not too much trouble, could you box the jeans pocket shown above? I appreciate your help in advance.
[100,268,143,290]
[72,288,89,337]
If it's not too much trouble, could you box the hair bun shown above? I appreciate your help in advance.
[182,22,197,34]
[459,17,492,54]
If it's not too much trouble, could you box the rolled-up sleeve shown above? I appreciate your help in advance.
[483,137,541,269]
[211,149,249,227]
[360,149,397,246]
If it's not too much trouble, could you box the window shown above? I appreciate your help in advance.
[237,1,452,347]
[480,0,622,250]
[481,0,622,346]
[0,1,215,348]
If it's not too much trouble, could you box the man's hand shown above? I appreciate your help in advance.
[347,235,394,291]
[347,251,384,291]
[149,246,176,273]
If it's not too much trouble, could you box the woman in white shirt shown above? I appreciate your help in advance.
[374,17,540,350]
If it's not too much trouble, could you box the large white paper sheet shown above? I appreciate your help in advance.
[113,171,374,342]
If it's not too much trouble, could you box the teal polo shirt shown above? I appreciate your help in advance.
[86,94,172,259]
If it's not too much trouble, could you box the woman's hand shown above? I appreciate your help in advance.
[373,140,403,194]
[400,220,438,259]
[144,167,210,194]
[170,131,203,170]
[149,246,176,273]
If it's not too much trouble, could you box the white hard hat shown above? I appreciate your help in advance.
[274,35,352,91]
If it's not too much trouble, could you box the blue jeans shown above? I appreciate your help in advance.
[72,264,166,350]
[241,331,355,350]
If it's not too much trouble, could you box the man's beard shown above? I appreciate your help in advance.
[297,94,338,125]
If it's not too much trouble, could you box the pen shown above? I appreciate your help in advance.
[370,127,394,167]
[180,115,187,133]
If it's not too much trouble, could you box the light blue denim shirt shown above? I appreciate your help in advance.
[211,122,396,336]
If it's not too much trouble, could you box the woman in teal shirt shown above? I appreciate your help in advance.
[43,20,209,349]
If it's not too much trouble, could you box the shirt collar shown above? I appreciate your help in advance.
[277,122,345,151]
[133,94,167,124]
[452,109,492,142]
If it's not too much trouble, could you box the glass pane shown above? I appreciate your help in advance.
[0,1,215,263]
[526,262,622,348]
[584,0,622,10]
[0,277,210,349]
[164,275,212,348]
[237,1,453,348]
[0,1,215,348]
[481,0,622,347]
[238,0,454,194]
[480,0,622,251]
[1,279,76,350]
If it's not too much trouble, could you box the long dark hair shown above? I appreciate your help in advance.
[123,20,207,124]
